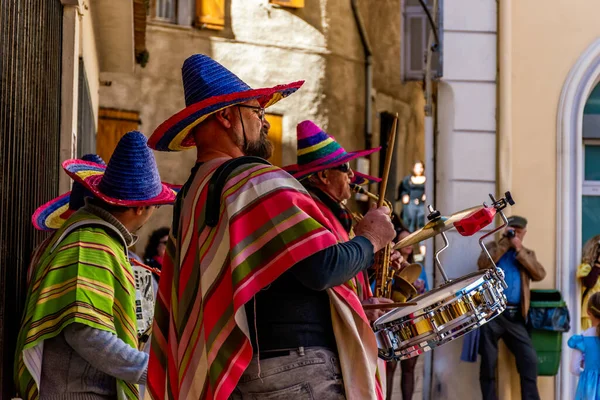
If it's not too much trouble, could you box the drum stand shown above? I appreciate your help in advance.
[427,192,514,287]
[478,193,514,289]
[424,205,451,283]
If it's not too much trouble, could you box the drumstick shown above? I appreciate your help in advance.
[363,302,417,310]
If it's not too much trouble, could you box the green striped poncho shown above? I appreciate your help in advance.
[14,210,139,399]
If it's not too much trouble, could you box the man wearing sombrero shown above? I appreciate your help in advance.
[282,120,409,396]
[146,54,396,400]
[14,131,178,400]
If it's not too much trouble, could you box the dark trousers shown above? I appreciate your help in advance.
[402,202,425,232]
[479,310,540,400]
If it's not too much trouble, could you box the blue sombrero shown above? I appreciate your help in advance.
[148,54,304,152]
[64,131,179,207]
[32,154,107,231]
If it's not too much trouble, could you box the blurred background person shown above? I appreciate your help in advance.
[143,227,169,280]
[577,234,600,329]
[397,161,426,232]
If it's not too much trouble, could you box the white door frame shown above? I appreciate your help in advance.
[556,37,600,400]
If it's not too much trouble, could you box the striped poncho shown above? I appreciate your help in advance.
[15,210,140,399]
[147,158,340,400]
[310,193,385,400]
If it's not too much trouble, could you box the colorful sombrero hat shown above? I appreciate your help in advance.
[32,154,107,231]
[64,131,178,207]
[285,120,381,180]
[148,54,304,152]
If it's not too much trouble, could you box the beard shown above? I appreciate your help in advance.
[243,129,273,159]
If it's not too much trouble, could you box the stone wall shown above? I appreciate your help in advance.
[99,0,424,271]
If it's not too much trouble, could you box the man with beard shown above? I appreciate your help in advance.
[146,54,396,400]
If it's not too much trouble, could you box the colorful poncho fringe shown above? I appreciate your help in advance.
[147,158,348,400]
[15,210,140,399]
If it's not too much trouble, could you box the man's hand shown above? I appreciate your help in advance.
[402,194,410,205]
[362,297,394,322]
[507,231,523,252]
[354,205,396,252]
[389,250,407,272]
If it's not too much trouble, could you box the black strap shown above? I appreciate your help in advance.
[206,156,271,227]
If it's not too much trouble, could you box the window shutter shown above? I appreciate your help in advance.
[403,0,443,81]
[196,0,225,30]
[269,0,305,8]
[154,0,177,23]
[96,108,141,162]
[265,113,283,167]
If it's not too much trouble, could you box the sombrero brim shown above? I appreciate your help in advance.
[282,164,381,186]
[291,147,380,180]
[63,159,178,207]
[148,81,304,152]
[352,171,381,185]
[32,192,76,231]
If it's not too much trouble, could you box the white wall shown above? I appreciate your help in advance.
[432,1,497,398]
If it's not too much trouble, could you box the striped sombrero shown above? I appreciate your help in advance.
[64,131,178,207]
[32,154,107,231]
[284,120,381,181]
[148,54,303,152]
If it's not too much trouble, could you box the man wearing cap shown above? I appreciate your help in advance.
[477,215,546,400]
[147,54,396,400]
[15,132,178,400]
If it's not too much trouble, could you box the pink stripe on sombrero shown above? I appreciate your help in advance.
[296,120,324,139]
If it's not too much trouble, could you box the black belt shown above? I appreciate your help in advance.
[258,346,336,360]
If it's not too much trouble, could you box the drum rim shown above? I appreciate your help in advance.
[385,303,506,360]
[374,270,495,327]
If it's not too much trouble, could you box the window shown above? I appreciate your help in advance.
[77,58,96,157]
[154,0,177,23]
[195,0,225,30]
[269,0,305,8]
[403,0,443,81]
[582,82,600,245]
[265,113,283,167]
[96,108,141,162]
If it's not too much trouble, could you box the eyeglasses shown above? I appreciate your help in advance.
[238,105,265,123]
[159,240,168,245]
[331,162,351,173]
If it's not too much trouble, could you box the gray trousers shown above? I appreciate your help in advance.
[230,347,346,399]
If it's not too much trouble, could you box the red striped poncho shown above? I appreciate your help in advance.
[310,193,385,399]
[147,158,340,400]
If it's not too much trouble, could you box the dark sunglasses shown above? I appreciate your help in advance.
[159,239,168,245]
[238,104,265,122]
[331,162,351,173]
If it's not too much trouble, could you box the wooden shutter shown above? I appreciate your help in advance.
[195,0,225,30]
[265,113,283,167]
[97,108,140,162]
[269,0,305,8]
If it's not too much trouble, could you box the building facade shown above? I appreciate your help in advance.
[0,0,144,396]
[99,0,426,258]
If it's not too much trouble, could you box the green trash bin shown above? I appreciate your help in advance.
[528,289,571,376]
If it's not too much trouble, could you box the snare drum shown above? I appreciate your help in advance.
[373,268,506,360]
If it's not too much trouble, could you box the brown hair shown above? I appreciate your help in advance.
[588,292,600,337]
[581,234,600,265]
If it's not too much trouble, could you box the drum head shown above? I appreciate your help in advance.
[374,270,488,327]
